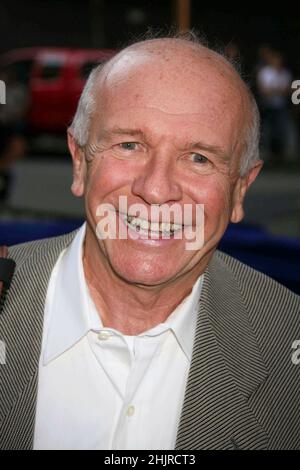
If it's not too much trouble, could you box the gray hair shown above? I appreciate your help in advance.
[69,35,261,177]
[69,66,101,149]
[239,95,261,176]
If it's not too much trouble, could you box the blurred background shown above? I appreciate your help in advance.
[0,0,300,293]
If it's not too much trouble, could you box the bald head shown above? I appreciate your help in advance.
[70,36,260,176]
[103,37,245,87]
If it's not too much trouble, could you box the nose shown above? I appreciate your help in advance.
[131,154,182,205]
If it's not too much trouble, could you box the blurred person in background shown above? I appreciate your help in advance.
[256,51,293,164]
[0,68,28,204]
[256,44,274,71]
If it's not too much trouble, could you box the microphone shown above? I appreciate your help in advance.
[0,246,16,314]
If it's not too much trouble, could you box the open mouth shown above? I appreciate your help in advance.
[123,213,183,238]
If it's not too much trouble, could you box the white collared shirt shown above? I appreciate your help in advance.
[34,223,203,450]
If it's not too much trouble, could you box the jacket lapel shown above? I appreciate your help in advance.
[175,253,269,450]
[0,230,78,450]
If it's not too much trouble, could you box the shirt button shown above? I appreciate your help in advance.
[126,405,135,417]
[98,331,111,341]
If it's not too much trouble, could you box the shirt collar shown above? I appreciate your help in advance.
[43,223,100,365]
[43,222,203,365]
[162,275,203,361]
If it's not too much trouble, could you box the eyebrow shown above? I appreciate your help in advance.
[97,127,147,141]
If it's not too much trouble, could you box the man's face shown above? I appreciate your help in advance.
[70,45,261,286]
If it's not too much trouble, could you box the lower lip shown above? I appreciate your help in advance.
[118,213,181,246]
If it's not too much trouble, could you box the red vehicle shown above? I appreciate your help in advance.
[0,47,116,133]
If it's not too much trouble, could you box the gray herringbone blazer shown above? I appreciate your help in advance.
[0,229,299,450]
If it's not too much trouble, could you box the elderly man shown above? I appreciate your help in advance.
[0,35,299,451]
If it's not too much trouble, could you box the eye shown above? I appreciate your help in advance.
[119,142,138,151]
[191,153,209,164]
[112,141,146,159]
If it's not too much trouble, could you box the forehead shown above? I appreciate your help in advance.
[90,44,250,150]
[103,44,247,105]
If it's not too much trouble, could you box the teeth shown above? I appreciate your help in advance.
[151,222,160,232]
[125,215,182,233]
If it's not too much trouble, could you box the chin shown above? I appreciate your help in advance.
[109,257,179,286]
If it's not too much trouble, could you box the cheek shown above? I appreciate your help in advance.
[206,189,231,216]
[85,157,133,205]
[189,176,232,223]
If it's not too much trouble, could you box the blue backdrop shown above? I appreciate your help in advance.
[0,219,299,295]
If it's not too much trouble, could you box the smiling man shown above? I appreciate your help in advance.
[0,35,299,450]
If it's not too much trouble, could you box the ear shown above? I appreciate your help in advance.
[230,160,264,224]
[67,130,87,197]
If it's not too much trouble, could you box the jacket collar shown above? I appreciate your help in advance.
[0,231,269,449]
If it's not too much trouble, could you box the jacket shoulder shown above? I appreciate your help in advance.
[214,249,299,304]
[214,249,300,357]
[7,229,79,270]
